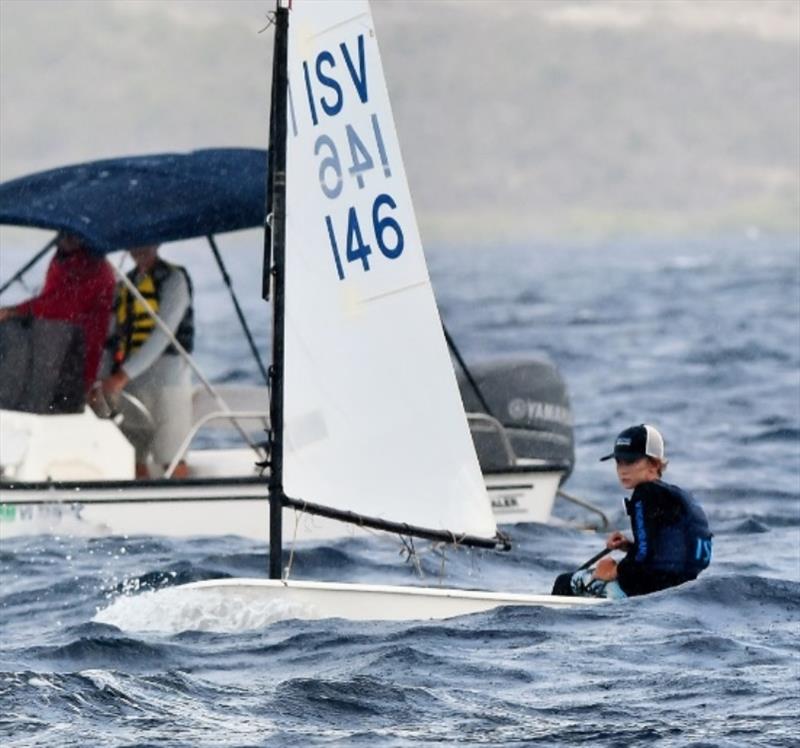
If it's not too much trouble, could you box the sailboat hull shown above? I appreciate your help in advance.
[176,577,605,622]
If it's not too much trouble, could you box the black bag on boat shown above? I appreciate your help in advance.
[0,317,85,414]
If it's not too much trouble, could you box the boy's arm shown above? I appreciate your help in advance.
[616,484,678,595]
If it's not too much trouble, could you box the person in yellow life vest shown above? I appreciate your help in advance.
[101,245,194,479]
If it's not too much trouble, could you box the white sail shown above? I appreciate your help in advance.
[283,0,495,539]
[92,0,598,627]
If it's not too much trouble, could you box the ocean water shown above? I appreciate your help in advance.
[1,235,799,747]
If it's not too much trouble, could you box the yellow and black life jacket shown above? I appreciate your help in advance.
[113,259,194,367]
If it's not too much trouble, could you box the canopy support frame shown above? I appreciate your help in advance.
[0,237,57,298]
[206,234,270,387]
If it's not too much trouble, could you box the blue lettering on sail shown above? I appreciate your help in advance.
[341,34,368,104]
[316,51,343,117]
[288,80,298,137]
[301,31,405,281]
[315,135,344,199]
[313,117,389,200]
[372,194,403,258]
[303,60,318,127]
[302,34,369,127]
[325,194,404,281]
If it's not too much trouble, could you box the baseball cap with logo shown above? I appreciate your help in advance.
[600,424,665,462]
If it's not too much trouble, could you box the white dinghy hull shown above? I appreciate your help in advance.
[177,578,604,622]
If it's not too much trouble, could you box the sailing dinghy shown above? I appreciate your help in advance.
[167,0,603,620]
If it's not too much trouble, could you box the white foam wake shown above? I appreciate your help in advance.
[94,587,316,634]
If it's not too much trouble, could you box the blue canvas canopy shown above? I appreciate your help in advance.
[0,148,268,254]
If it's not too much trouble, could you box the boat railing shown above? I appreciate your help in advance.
[165,409,269,478]
[466,412,518,467]
[555,488,610,531]
[467,411,609,530]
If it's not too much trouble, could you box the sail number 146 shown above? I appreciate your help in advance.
[316,113,405,281]
[325,194,404,281]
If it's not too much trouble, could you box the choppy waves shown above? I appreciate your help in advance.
[2,237,799,746]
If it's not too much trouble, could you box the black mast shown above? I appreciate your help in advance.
[265,0,290,580]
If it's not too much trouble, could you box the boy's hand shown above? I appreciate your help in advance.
[606,531,632,550]
[593,556,618,581]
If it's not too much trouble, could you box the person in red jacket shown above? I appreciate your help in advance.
[0,233,116,393]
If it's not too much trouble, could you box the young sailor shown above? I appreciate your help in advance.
[100,245,194,479]
[557,424,713,599]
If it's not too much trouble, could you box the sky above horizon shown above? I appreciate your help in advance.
[1,0,798,244]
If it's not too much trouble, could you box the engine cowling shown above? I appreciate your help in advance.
[457,357,575,482]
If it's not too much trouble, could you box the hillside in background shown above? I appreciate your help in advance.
[1,0,797,244]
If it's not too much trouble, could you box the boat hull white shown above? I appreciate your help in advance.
[485,466,561,524]
[0,465,563,540]
[109,577,605,627]
[183,578,605,620]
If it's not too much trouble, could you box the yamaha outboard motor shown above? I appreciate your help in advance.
[457,358,575,482]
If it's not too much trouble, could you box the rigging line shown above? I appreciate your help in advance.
[257,11,277,34]
[307,13,370,41]
[206,235,270,387]
[442,324,495,419]
[110,266,263,463]
[400,535,424,580]
[284,504,304,581]
[293,497,395,544]
[261,42,277,303]
[0,237,57,298]
[469,541,482,577]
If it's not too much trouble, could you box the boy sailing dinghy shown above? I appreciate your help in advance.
[167,0,601,620]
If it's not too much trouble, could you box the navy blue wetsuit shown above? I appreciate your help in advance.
[617,480,713,597]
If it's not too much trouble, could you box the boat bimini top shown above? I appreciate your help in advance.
[0,148,274,393]
[0,147,268,254]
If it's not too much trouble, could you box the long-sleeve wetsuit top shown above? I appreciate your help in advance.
[118,268,192,381]
[616,479,713,597]
[14,249,116,392]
